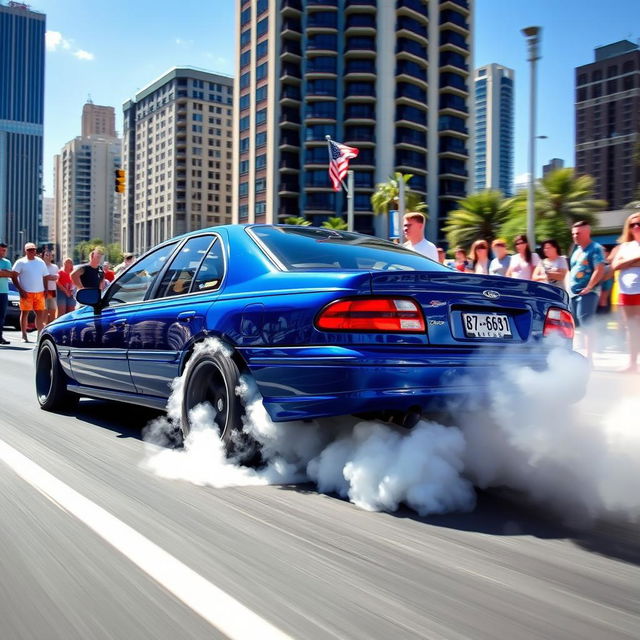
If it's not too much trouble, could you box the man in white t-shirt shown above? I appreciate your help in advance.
[42,249,59,324]
[402,212,438,261]
[11,242,48,342]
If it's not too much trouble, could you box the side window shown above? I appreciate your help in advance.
[191,239,225,292]
[106,243,177,305]
[155,235,214,298]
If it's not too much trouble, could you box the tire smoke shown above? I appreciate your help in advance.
[141,339,639,524]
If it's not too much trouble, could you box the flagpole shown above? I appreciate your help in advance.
[326,134,353,222]
[347,170,354,232]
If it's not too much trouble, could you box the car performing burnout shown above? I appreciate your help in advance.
[35,225,582,456]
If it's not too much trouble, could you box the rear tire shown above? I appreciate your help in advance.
[36,340,78,411]
[181,349,260,464]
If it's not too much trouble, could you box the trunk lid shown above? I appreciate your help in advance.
[369,271,567,346]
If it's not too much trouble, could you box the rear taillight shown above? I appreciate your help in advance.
[315,297,426,333]
[543,307,575,339]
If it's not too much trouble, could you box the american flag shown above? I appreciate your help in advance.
[327,139,359,191]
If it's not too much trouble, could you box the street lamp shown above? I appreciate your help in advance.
[522,25,542,248]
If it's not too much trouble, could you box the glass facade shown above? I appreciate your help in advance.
[473,64,513,196]
[0,4,45,258]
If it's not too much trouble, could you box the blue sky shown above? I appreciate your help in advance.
[38,0,639,196]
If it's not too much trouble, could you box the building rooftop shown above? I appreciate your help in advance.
[594,39,638,62]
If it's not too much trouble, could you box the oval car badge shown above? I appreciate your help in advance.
[482,290,500,299]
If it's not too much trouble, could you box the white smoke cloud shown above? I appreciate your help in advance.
[141,338,639,526]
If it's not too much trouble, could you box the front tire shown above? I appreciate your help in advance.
[181,349,259,463]
[36,340,78,411]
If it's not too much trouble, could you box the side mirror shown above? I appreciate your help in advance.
[76,288,102,307]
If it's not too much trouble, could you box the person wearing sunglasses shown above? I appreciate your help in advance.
[505,234,540,280]
[11,242,48,342]
[489,238,511,276]
[469,239,490,274]
[612,212,640,373]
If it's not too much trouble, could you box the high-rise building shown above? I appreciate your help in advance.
[122,67,234,255]
[54,134,122,261]
[542,157,564,178]
[575,40,640,210]
[41,195,54,243]
[233,0,473,241]
[82,101,116,137]
[0,1,45,258]
[473,63,514,195]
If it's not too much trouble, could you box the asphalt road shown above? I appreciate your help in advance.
[0,332,638,640]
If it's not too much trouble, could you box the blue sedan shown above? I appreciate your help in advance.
[35,225,579,454]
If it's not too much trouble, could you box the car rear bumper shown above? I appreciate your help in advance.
[238,345,587,421]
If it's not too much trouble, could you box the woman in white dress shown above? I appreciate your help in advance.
[505,234,540,280]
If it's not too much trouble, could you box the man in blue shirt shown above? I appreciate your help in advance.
[0,243,13,345]
[569,221,605,360]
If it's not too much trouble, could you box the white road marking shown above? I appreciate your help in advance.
[0,438,292,640]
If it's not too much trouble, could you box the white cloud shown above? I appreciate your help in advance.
[73,49,95,61]
[175,38,194,47]
[45,30,71,52]
[45,30,94,61]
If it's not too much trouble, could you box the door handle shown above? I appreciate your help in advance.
[177,311,196,322]
[113,319,127,327]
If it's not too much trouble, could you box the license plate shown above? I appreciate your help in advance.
[462,313,512,338]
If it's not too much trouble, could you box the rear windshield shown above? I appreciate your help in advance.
[249,225,449,272]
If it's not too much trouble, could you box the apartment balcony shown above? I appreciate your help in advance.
[280,111,302,128]
[345,13,376,34]
[307,13,338,32]
[438,94,468,116]
[344,36,376,57]
[279,152,300,172]
[439,29,469,54]
[281,0,302,15]
[306,0,338,6]
[397,0,428,20]
[438,125,468,138]
[396,16,428,42]
[395,61,428,88]
[281,63,302,83]
[280,40,302,61]
[280,85,302,105]
[439,73,469,96]
[438,161,468,179]
[395,82,427,106]
[345,0,376,12]
[306,34,338,53]
[279,132,301,149]
[439,52,469,74]
[395,106,428,130]
[344,104,376,123]
[279,182,300,196]
[395,129,427,149]
[439,178,467,198]
[439,138,468,158]
[439,9,469,34]
[344,82,376,101]
[344,59,376,79]
[281,18,302,37]
[440,0,470,15]
[305,60,338,77]
[396,37,427,62]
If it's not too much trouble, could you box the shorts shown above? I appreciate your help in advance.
[619,293,640,306]
[19,291,45,312]
[57,291,76,308]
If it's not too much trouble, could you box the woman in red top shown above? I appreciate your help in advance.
[56,258,76,317]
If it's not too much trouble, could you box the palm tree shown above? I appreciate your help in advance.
[442,190,512,249]
[500,168,606,252]
[370,172,427,216]
[321,217,348,230]
[284,216,311,226]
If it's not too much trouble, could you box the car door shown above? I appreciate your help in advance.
[127,233,226,398]
[68,242,178,392]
